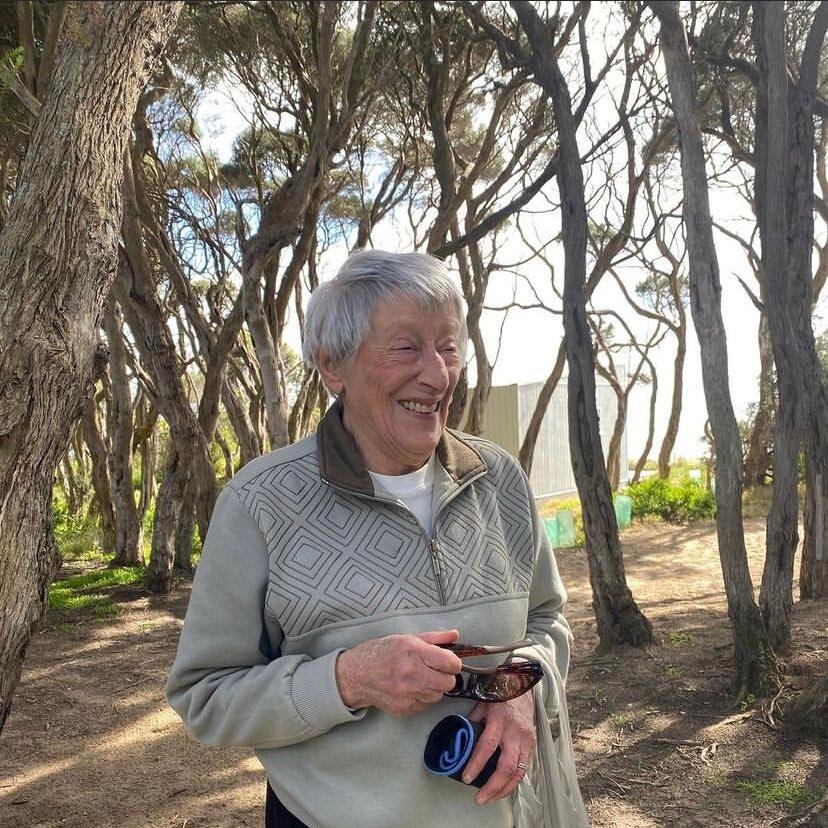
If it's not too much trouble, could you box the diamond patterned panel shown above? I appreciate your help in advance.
[238,437,537,637]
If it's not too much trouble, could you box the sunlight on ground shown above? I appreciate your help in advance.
[0,705,177,795]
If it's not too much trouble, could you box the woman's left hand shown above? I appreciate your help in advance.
[461,692,536,805]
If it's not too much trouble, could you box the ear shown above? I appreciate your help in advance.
[316,349,346,396]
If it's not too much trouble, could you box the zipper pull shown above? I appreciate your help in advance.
[430,538,443,574]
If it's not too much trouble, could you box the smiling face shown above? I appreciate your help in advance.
[318,294,463,475]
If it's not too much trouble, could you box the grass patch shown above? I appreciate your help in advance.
[92,602,122,619]
[668,632,694,647]
[56,567,144,592]
[49,591,105,612]
[48,566,145,618]
[735,780,821,808]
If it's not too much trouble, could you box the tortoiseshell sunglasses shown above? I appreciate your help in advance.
[438,638,543,702]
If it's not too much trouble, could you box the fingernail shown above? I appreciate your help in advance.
[462,773,471,784]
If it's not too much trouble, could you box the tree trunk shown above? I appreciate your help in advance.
[658,325,686,479]
[789,5,828,599]
[134,395,158,521]
[460,240,492,436]
[800,462,828,598]
[514,1,653,648]
[214,428,234,480]
[102,303,142,566]
[174,480,196,572]
[80,393,117,555]
[116,147,216,593]
[223,376,261,466]
[605,393,626,492]
[632,356,658,484]
[754,1,799,651]
[783,674,828,737]
[0,0,181,732]
[446,367,469,430]
[242,262,290,451]
[518,340,566,475]
[651,0,777,694]
[61,453,81,516]
[743,311,775,487]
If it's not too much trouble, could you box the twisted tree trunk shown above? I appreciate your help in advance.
[81,392,117,555]
[514,1,653,648]
[0,0,182,732]
[651,0,777,694]
[102,303,142,565]
[754,1,800,651]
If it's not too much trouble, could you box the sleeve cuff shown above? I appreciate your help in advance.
[291,648,367,732]
[514,643,560,715]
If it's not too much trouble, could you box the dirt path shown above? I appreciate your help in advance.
[0,518,824,827]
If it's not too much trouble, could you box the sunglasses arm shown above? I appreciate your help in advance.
[439,638,533,657]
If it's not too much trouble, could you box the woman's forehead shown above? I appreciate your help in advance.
[370,294,461,332]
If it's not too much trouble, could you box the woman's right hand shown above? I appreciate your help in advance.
[335,629,462,714]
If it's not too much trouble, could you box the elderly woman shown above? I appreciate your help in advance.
[166,250,586,827]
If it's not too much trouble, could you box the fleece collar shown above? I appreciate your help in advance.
[316,400,486,496]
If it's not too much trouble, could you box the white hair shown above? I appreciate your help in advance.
[302,250,468,369]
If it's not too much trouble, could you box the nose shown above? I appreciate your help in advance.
[419,345,450,393]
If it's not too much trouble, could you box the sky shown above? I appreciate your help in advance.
[195,70,827,467]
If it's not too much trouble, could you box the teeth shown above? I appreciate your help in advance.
[400,400,439,414]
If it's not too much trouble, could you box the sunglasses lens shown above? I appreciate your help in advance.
[471,663,542,702]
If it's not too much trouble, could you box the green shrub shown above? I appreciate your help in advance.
[624,477,716,522]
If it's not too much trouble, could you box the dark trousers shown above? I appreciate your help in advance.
[265,781,309,828]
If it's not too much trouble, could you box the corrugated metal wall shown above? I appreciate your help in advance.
[476,384,519,457]
[471,376,628,499]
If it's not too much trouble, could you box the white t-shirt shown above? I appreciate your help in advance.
[368,454,436,537]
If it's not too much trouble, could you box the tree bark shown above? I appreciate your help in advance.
[116,146,216,593]
[514,1,653,648]
[632,356,658,485]
[519,340,567,475]
[0,0,181,732]
[102,303,142,565]
[800,461,828,598]
[753,1,799,651]
[223,376,261,466]
[133,391,159,521]
[742,311,774,487]
[658,323,686,479]
[790,4,828,599]
[650,0,777,694]
[80,392,117,555]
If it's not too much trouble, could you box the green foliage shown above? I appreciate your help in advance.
[0,47,23,98]
[625,477,717,522]
[53,491,106,561]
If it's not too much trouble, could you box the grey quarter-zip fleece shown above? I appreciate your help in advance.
[166,402,572,828]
